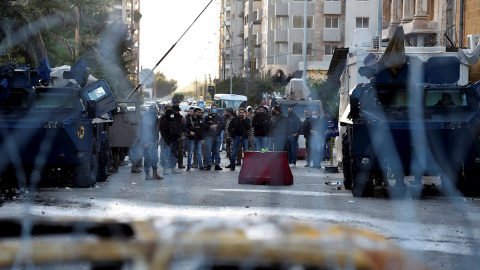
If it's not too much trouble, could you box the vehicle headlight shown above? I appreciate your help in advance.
[361,157,370,165]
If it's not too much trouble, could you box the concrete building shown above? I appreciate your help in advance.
[218,0,342,82]
[110,0,141,85]
[220,0,246,80]
[219,0,480,86]
[457,0,480,82]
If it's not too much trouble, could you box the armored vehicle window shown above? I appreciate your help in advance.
[34,92,74,109]
[0,88,29,109]
[117,102,136,113]
[377,90,409,106]
[425,90,465,107]
[87,85,107,101]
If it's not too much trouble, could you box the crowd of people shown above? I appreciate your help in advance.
[115,103,334,181]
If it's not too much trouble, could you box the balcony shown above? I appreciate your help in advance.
[289,1,315,16]
[324,0,341,15]
[256,32,263,46]
[251,24,261,35]
[256,9,263,22]
[275,3,288,17]
[323,28,341,42]
[275,29,288,43]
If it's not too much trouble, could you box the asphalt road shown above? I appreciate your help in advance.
[1,152,480,270]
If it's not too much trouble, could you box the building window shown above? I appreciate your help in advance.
[325,44,338,55]
[325,18,339,29]
[293,16,313,29]
[112,8,122,20]
[293,42,313,55]
[356,17,370,28]
[113,0,122,6]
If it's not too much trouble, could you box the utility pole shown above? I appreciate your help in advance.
[204,74,207,101]
[195,78,199,102]
[302,0,307,84]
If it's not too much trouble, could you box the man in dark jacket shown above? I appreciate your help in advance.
[228,107,250,171]
[159,108,184,175]
[271,105,287,151]
[304,110,325,169]
[140,104,163,180]
[252,105,271,151]
[185,108,205,171]
[203,104,225,170]
[302,109,312,167]
[173,104,187,169]
[286,106,303,167]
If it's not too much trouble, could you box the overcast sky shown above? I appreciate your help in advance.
[139,0,221,90]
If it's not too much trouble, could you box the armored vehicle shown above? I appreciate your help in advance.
[339,28,480,197]
[0,62,117,188]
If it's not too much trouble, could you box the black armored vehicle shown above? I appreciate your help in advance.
[340,30,480,197]
[0,60,117,188]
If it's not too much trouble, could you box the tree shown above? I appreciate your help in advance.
[307,75,340,119]
[215,76,274,107]
[0,0,136,98]
[153,72,177,99]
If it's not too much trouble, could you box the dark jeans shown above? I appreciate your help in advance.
[253,136,270,151]
[310,135,325,168]
[205,135,221,166]
[287,135,299,164]
[230,136,248,167]
[188,140,203,169]
[143,142,159,173]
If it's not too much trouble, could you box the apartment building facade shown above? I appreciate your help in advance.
[219,0,246,80]
[110,0,141,84]
[219,0,480,84]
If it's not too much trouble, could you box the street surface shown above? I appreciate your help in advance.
[1,152,480,270]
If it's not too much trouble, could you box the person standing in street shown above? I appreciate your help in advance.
[322,110,335,160]
[304,110,325,169]
[286,106,303,168]
[203,104,225,170]
[140,104,163,180]
[223,107,236,167]
[159,108,184,175]
[270,105,287,151]
[228,107,251,171]
[252,105,271,151]
[173,104,187,169]
[302,109,312,167]
[185,108,205,171]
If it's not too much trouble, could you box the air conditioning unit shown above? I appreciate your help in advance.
[370,36,380,50]
[467,34,480,50]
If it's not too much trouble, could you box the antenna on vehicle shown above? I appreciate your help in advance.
[126,0,214,99]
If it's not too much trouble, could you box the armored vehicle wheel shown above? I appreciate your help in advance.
[96,132,110,182]
[74,138,98,188]
[352,170,374,197]
[342,133,352,189]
